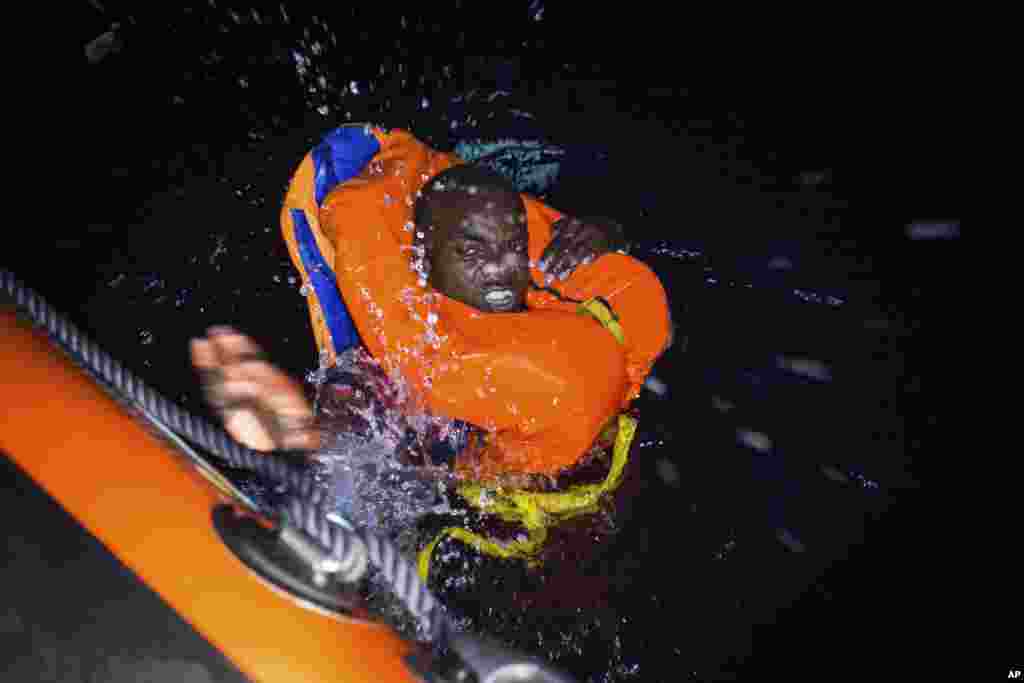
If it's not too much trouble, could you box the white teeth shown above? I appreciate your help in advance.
[485,289,514,305]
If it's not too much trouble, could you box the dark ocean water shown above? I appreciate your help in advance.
[6,3,958,681]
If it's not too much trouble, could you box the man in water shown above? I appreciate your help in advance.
[191,128,671,490]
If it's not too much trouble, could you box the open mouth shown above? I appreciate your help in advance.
[483,288,518,310]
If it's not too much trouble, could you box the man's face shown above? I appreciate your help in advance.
[425,191,531,313]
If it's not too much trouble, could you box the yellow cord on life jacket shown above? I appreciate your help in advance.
[578,296,624,344]
[418,297,638,580]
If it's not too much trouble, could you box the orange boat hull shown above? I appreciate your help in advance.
[0,306,417,683]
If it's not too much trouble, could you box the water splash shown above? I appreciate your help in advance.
[310,347,458,537]
[317,431,449,535]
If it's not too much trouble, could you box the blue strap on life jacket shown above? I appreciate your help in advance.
[290,208,360,353]
[312,125,381,206]
[292,126,382,354]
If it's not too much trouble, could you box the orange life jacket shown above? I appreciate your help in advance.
[281,125,671,477]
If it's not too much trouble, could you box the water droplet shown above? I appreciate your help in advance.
[737,429,772,452]
[776,356,831,381]
[655,459,680,486]
[906,221,959,240]
[299,283,312,296]
[138,329,154,345]
[776,528,806,553]
[711,395,733,413]
[820,464,849,484]
[643,374,668,396]
[713,538,737,561]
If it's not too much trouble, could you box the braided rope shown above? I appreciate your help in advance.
[1,268,447,642]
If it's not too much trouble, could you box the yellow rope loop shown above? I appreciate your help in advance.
[417,525,551,579]
[418,414,637,580]
[416,295,638,581]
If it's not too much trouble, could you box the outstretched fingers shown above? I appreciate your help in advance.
[189,327,317,452]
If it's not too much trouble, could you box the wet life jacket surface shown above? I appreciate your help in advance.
[281,126,671,478]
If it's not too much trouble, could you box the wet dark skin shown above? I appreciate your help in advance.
[190,186,627,453]
[418,191,532,313]
[422,190,628,308]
